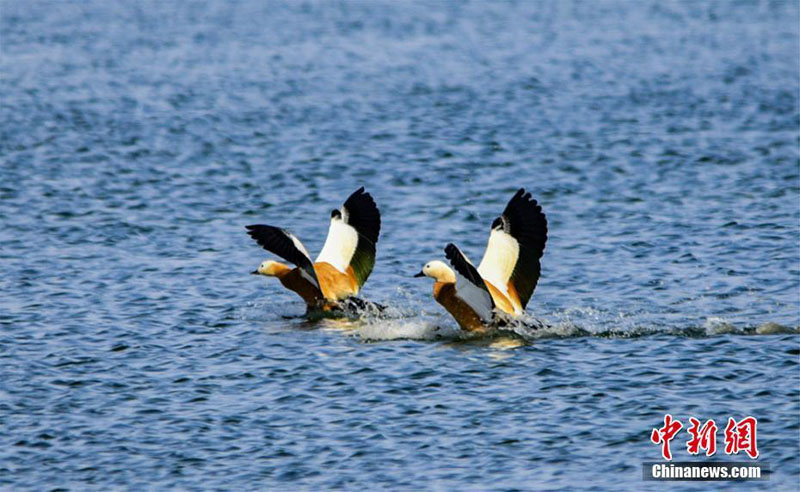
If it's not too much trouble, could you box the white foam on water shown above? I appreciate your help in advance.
[703,317,740,335]
[359,318,462,341]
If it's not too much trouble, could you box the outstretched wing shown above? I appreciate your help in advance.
[445,243,495,323]
[246,225,320,288]
[477,188,547,311]
[316,187,381,288]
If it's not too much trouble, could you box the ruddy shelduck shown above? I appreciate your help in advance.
[247,187,381,311]
[415,189,547,331]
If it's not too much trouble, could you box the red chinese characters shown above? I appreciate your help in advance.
[651,414,683,460]
[724,416,759,459]
[686,417,718,456]
[651,414,759,460]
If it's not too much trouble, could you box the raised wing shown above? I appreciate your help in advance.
[477,188,547,311]
[445,243,495,323]
[246,225,320,288]
[316,187,381,287]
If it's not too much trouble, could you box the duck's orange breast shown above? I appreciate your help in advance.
[484,280,518,315]
[433,282,487,332]
[314,262,359,301]
[278,268,325,306]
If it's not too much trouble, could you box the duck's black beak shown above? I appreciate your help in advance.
[413,271,425,278]
[251,270,259,275]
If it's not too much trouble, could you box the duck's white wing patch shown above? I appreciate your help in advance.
[289,234,312,260]
[287,234,318,286]
[478,228,520,302]
[454,271,495,322]
[316,219,358,273]
[444,243,495,323]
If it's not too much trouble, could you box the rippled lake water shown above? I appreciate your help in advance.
[1,1,799,490]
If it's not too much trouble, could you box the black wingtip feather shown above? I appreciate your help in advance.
[245,224,315,273]
[444,243,458,260]
[343,187,381,245]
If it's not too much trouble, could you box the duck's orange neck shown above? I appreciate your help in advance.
[276,267,325,306]
[270,262,293,278]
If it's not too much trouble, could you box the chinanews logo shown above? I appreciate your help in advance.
[643,415,769,482]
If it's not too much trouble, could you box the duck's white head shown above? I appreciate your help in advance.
[414,260,456,283]
[251,260,285,277]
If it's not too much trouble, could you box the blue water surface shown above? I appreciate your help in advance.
[1,1,799,490]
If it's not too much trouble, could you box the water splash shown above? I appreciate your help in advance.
[359,319,462,341]
[353,309,798,343]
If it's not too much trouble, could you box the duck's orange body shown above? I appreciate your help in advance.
[484,281,513,315]
[483,280,523,315]
[271,261,359,308]
[313,262,359,301]
[433,282,487,332]
[272,265,325,306]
